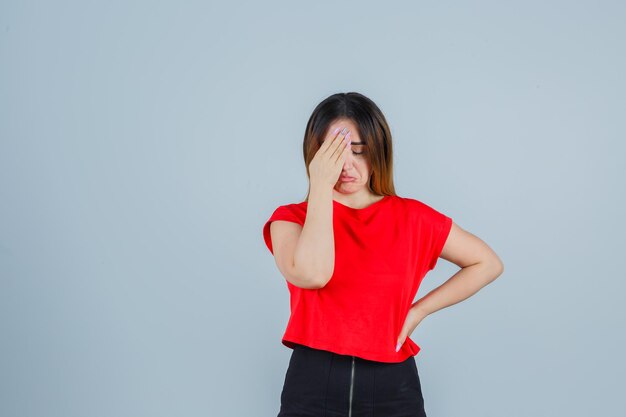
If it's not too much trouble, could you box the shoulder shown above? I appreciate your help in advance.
[396,195,450,220]
[392,195,429,211]
[266,201,307,224]
[263,201,307,254]
[280,201,307,216]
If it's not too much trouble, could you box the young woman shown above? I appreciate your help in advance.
[262,92,504,417]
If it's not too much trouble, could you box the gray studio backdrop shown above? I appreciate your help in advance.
[1,1,624,416]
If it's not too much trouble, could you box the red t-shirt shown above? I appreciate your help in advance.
[262,194,453,363]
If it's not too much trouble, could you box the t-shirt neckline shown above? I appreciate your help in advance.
[332,195,390,212]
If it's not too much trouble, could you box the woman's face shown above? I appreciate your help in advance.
[324,118,372,194]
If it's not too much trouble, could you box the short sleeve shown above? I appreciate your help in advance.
[262,205,305,255]
[415,201,453,271]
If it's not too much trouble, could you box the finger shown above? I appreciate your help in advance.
[333,128,350,154]
[330,131,351,163]
[334,134,351,164]
[395,329,407,351]
[395,339,404,352]
[319,127,341,152]
[325,127,349,156]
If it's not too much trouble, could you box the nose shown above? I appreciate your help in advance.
[342,153,354,170]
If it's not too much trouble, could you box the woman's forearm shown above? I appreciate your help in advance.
[412,261,503,317]
[292,184,336,287]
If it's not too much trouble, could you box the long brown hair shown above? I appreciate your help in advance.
[303,92,396,201]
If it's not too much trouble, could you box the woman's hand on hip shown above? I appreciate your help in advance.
[396,304,429,352]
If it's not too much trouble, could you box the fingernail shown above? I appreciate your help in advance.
[340,127,347,134]
[345,132,351,140]
[395,342,402,352]
[333,127,340,134]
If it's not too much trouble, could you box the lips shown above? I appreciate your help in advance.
[340,176,356,181]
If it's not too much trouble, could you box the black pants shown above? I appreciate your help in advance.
[277,343,427,417]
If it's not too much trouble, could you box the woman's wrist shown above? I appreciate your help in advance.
[308,182,334,200]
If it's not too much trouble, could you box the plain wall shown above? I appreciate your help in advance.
[1,1,624,416]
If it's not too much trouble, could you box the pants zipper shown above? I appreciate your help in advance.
[348,355,355,417]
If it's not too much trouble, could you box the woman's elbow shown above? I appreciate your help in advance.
[485,255,504,280]
[286,267,329,290]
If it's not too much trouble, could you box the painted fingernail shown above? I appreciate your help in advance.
[396,342,402,352]
[345,132,351,140]
[333,127,340,134]
[341,127,347,134]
